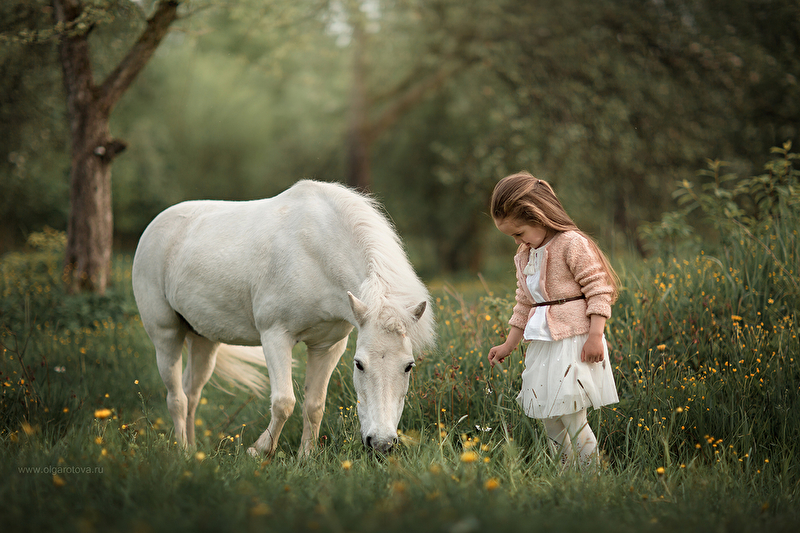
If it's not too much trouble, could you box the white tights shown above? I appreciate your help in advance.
[541,409,598,468]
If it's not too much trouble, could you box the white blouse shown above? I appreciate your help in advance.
[522,243,553,341]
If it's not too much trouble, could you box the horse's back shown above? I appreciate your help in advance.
[132,181,368,344]
[134,180,350,278]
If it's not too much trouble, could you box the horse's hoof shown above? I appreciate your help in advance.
[247,447,261,458]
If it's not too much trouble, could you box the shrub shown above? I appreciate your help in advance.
[0,228,136,333]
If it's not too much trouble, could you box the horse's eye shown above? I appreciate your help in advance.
[405,362,415,373]
[355,360,364,372]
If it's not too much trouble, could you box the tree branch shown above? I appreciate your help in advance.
[369,62,441,108]
[97,0,180,115]
[370,60,472,140]
[53,0,95,123]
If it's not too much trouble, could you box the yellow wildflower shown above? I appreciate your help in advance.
[460,451,479,463]
[249,503,271,517]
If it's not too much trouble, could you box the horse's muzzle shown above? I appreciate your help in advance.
[364,434,397,454]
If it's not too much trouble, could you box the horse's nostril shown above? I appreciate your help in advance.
[364,434,397,453]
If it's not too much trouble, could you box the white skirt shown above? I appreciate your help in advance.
[516,334,619,419]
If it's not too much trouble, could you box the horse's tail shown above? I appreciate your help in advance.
[210,344,270,399]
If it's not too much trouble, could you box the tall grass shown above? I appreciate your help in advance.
[1,146,798,532]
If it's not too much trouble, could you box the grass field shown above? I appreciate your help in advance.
[2,151,798,532]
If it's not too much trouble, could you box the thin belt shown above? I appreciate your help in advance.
[530,294,585,308]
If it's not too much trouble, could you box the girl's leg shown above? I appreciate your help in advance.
[541,417,571,466]
[560,409,598,468]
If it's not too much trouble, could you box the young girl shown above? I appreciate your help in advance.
[487,171,619,468]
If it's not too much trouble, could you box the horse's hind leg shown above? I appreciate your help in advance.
[151,323,190,447]
[248,328,295,457]
[183,333,220,446]
[299,337,350,457]
[136,289,191,448]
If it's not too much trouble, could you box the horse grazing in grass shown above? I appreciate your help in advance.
[132,180,435,456]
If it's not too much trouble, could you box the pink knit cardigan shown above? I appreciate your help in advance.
[508,230,615,341]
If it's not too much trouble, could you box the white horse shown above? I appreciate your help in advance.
[132,180,435,456]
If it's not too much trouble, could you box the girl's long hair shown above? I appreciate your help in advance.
[491,171,620,301]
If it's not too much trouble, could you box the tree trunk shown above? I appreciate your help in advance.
[346,24,372,191]
[344,12,468,192]
[53,0,179,294]
[63,107,118,294]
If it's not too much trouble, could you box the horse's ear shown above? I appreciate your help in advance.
[410,301,426,322]
[348,291,368,326]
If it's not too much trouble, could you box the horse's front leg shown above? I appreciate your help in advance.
[248,329,295,458]
[300,336,350,457]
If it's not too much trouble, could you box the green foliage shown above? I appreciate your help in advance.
[1,248,798,531]
[605,144,800,478]
[2,139,800,530]
[0,228,141,432]
[1,229,138,334]
[637,143,799,315]
[1,10,800,530]
[0,1,71,239]
[108,1,348,237]
[673,142,799,231]
[375,0,800,270]
[4,0,799,277]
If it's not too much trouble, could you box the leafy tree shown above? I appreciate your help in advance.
[378,0,800,271]
[339,0,480,190]
[3,0,798,280]
[52,0,180,294]
[1,0,181,294]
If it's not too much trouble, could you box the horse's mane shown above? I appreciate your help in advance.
[297,180,436,353]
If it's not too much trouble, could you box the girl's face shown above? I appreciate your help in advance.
[495,218,550,248]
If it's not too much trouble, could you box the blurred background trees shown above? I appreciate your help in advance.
[2,0,798,281]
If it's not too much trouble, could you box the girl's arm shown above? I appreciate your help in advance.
[580,314,606,363]
[488,326,524,367]
[563,233,614,319]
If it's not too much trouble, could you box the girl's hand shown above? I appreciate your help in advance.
[580,334,604,364]
[581,314,607,364]
[488,326,524,368]
[488,344,512,367]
